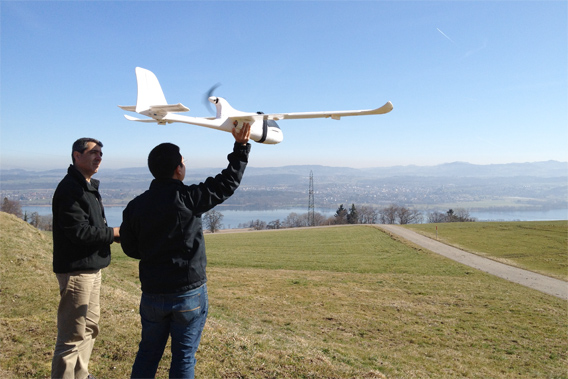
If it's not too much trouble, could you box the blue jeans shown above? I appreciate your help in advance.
[131,284,209,379]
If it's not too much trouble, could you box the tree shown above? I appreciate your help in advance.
[29,212,40,228]
[379,205,422,224]
[250,219,267,230]
[334,204,348,224]
[454,208,476,222]
[447,208,475,222]
[1,197,23,218]
[283,212,308,228]
[29,212,53,231]
[203,210,223,233]
[312,212,328,226]
[358,205,379,224]
[379,204,398,224]
[427,208,475,223]
[427,211,447,223]
[40,215,53,231]
[267,219,282,229]
[347,204,359,224]
[397,207,422,224]
[446,209,456,222]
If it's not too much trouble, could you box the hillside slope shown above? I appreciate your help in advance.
[0,212,141,378]
[0,212,59,377]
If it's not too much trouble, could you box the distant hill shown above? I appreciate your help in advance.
[2,160,566,180]
[2,160,565,182]
[244,160,568,180]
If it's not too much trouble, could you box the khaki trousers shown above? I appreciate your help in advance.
[51,270,101,379]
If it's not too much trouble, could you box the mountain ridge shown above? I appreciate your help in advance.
[1,160,565,180]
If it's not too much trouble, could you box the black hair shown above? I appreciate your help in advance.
[148,143,183,179]
[72,138,103,164]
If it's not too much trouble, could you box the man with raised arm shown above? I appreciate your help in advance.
[120,122,251,378]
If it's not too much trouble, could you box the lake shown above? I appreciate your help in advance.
[21,206,568,229]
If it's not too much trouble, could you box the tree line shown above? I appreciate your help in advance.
[2,197,475,234]
[204,204,475,232]
[1,197,53,231]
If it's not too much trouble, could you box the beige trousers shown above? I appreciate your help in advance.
[51,270,101,379]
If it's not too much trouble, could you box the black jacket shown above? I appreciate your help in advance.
[120,142,250,294]
[52,165,114,273]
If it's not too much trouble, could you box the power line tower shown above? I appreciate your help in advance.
[308,170,315,226]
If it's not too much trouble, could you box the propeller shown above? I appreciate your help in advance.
[203,83,221,115]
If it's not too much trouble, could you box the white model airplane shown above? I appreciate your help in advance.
[119,67,393,144]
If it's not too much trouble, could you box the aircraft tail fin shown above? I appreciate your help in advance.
[135,67,168,113]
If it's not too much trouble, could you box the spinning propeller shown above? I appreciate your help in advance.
[203,83,221,115]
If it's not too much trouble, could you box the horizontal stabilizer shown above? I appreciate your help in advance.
[149,103,189,113]
[118,105,136,112]
[124,114,160,123]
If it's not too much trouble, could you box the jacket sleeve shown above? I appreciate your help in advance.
[55,185,114,246]
[120,205,141,259]
[186,142,251,215]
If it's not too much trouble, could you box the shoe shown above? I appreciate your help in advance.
[87,375,96,379]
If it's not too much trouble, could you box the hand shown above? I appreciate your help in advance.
[232,121,251,145]
[113,227,121,243]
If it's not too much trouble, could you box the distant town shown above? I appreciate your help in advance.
[2,161,566,213]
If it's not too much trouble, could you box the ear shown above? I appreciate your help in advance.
[72,151,81,162]
[173,165,184,180]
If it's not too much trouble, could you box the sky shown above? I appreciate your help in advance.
[1,0,566,171]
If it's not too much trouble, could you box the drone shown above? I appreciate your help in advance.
[119,67,393,144]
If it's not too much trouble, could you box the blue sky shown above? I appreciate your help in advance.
[1,0,566,171]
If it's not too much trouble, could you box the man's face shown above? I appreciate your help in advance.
[178,156,186,181]
[74,142,103,179]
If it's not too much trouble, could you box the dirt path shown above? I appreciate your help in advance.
[375,224,568,301]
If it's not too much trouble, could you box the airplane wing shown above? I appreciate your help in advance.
[264,101,393,121]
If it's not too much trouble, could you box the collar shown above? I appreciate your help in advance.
[149,178,183,189]
[68,164,100,191]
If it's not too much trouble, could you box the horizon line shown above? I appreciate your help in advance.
[1,159,566,173]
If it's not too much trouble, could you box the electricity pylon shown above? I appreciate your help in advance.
[308,170,315,226]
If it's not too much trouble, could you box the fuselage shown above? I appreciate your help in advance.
[160,112,283,144]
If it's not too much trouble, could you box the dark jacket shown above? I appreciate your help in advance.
[120,142,250,294]
[52,165,114,273]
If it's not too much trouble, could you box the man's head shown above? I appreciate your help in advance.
[72,138,103,180]
[148,143,185,180]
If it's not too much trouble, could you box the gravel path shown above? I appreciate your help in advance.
[376,224,568,300]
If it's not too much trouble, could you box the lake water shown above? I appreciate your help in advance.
[21,206,568,229]
[470,208,568,222]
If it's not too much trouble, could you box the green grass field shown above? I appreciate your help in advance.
[404,221,568,281]
[1,213,566,378]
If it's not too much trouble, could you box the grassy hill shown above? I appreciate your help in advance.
[405,221,568,281]
[0,212,566,378]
